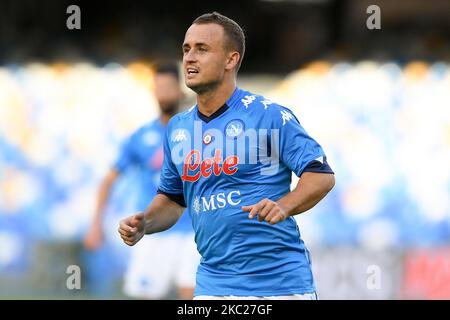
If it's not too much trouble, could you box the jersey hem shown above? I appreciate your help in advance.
[194,287,316,297]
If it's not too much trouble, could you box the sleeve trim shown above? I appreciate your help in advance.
[157,189,186,208]
[302,156,334,175]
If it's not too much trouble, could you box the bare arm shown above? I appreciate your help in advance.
[143,193,185,234]
[84,169,120,250]
[118,193,185,246]
[242,172,335,224]
[95,170,120,219]
[278,172,335,217]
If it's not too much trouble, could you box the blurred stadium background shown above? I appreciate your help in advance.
[1,0,449,299]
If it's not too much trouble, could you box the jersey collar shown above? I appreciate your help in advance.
[196,87,242,123]
[197,104,229,123]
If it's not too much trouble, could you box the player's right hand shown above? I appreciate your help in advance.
[118,212,146,246]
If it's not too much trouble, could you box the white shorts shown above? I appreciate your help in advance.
[123,232,200,299]
[194,292,318,300]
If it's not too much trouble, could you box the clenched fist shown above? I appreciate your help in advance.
[118,212,146,246]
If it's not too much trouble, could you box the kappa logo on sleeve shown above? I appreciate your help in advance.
[241,95,256,108]
[261,99,273,110]
[280,110,294,125]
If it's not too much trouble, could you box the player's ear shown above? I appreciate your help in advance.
[225,51,240,71]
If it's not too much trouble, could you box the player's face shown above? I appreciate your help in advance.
[154,73,182,114]
[182,23,229,93]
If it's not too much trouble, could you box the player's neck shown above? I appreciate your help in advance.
[196,80,236,117]
[160,113,172,126]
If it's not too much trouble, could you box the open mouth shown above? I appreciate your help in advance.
[186,67,199,75]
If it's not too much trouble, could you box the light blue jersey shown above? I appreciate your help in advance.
[158,87,332,296]
[114,119,192,233]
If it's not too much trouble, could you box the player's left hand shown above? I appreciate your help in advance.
[242,198,289,225]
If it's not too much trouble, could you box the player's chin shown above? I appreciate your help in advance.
[185,77,200,88]
[186,80,207,94]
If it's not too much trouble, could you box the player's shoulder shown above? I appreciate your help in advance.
[123,122,148,142]
[165,105,196,133]
[130,120,159,137]
[237,88,297,120]
[170,105,196,123]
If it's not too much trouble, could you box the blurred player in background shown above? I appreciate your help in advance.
[84,62,200,299]
[119,12,335,299]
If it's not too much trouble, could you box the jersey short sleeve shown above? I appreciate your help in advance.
[274,106,331,177]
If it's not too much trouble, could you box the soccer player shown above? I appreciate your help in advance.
[118,13,335,299]
[85,62,200,299]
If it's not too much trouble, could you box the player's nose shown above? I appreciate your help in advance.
[184,50,197,64]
